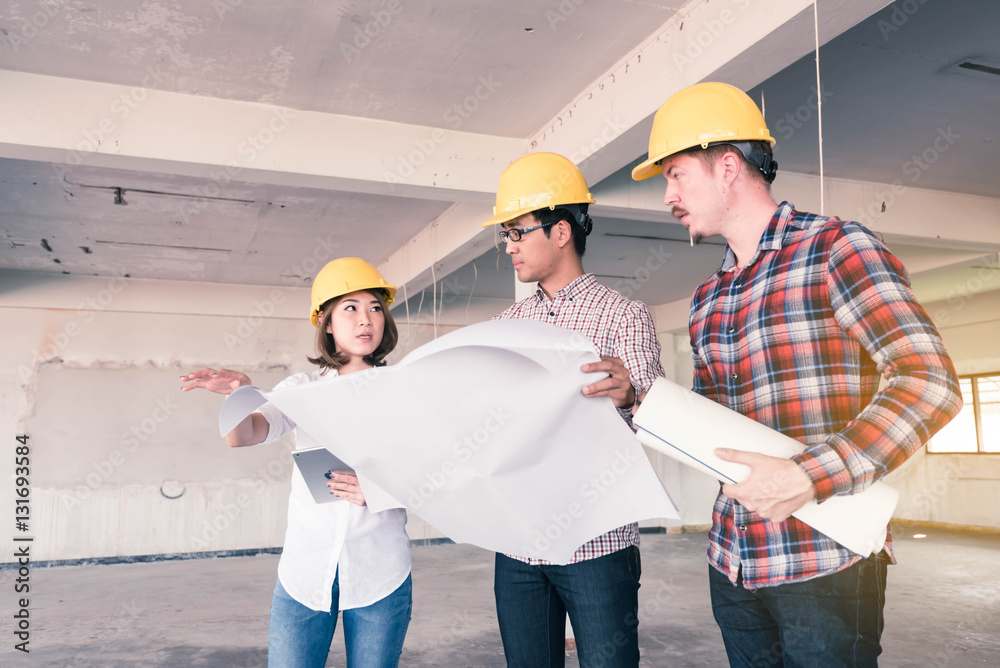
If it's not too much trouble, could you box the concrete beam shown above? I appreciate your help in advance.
[0,269,305,319]
[380,0,895,307]
[526,0,892,187]
[778,172,1000,250]
[0,70,522,203]
[592,166,1000,250]
[378,203,499,304]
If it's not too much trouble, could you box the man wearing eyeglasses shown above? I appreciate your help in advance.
[482,152,664,668]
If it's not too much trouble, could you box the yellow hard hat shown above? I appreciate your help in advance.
[482,152,595,228]
[632,82,775,181]
[309,258,397,327]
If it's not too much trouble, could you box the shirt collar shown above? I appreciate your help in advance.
[718,201,797,273]
[534,273,597,301]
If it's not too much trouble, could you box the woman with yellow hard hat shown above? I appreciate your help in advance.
[182,257,411,668]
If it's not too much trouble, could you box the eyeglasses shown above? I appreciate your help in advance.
[498,221,555,243]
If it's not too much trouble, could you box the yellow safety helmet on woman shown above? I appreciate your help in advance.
[309,257,397,327]
[482,152,595,232]
[632,82,777,183]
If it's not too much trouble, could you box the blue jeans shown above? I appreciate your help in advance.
[709,554,887,667]
[494,547,641,668]
[268,573,411,668]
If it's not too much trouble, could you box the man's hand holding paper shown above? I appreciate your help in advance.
[633,377,900,556]
[716,449,817,523]
[581,356,636,408]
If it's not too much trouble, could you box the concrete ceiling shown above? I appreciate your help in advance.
[1,0,998,318]
[748,0,1000,199]
[0,156,449,285]
[0,0,685,136]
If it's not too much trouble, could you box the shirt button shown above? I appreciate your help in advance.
[727,326,735,334]
[549,311,555,317]
[734,281,742,288]
[730,373,738,380]
[739,524,747,531]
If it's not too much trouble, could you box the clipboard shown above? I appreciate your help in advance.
[292,447,356,504]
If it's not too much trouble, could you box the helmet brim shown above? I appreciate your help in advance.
[631,154,666,182]
[310,285,397,327]
[482,208,525,229]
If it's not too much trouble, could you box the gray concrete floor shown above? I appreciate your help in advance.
[4,527,999,667]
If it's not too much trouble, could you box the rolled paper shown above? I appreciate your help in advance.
[633,377,896,556]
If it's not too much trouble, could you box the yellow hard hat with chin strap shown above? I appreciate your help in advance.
[309,258,397,327]
[482,152,595,232]
[632,82,777,183]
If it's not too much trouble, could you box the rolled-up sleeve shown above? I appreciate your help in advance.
[792,225,963,500]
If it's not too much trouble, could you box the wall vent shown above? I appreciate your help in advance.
[944,57,1000,81]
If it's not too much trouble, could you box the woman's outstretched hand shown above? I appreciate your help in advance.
[181,368,252,395]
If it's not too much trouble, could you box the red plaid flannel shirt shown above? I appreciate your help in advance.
[691,202,962,588]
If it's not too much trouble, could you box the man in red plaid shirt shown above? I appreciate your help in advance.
[633,82,962,666]
[482,152,664,668]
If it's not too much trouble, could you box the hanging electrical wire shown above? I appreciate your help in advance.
[415,287,425,331]
[465,263,479,324]
[814,0,826,215]
[430,262,439,340]
[402,281,410,331]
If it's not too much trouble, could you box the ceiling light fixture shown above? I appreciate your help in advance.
[64,179,255,205]
[94,240,232,255]
[943,57,1000,81]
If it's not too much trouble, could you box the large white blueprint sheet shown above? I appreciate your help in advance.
[220,320,679,564]
[633,378,898,556]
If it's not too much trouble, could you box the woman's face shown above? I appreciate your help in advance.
[325,290,386,363]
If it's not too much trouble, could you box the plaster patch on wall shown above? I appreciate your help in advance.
[31,357,292,376]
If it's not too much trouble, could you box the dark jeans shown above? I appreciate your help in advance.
[494,546,641,668]
[709,554,887,667]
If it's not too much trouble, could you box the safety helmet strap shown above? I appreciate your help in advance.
[685,141,777,184]
[547,202,593,236]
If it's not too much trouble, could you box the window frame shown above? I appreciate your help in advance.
[927,371,1000,455]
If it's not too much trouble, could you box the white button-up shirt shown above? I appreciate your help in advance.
[257,368,411,612]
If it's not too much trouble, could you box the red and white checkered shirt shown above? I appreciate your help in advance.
[691,203,961,588]
[494,273,664,564]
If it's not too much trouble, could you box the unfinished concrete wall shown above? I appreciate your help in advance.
[0,270,475,563]
[887,289,1000,530]
[2,270,309,562]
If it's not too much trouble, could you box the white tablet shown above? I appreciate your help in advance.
[292,447,356,504]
